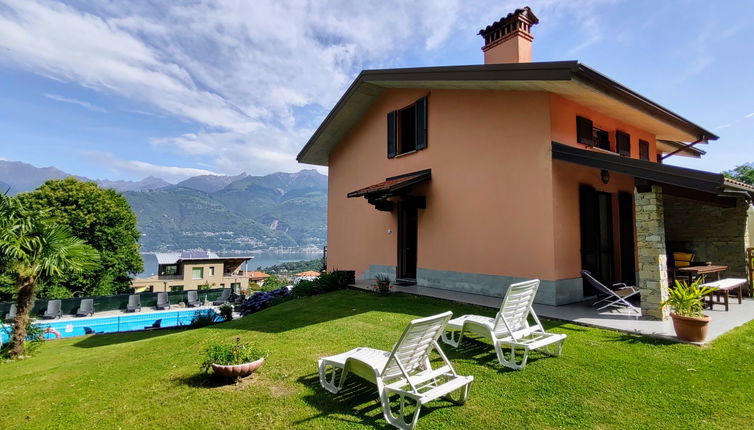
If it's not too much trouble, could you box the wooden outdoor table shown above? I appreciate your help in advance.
[674,265,728,282]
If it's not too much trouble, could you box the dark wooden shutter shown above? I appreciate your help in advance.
[387,110,397,159]
[639,139,649,160]
[415,96,428,150]
[577,116,593,146]
[617,130,631,156]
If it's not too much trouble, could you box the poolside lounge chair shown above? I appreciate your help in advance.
[212,288,230,306]
[76,299,94,317]
[318,311,473,430]
[581,270,640,316]
[156,292,171,310]
[127,294,141,313]
[441,279,566,371]
[43,300,63,319]
[186,290,201,307]
[5,304,16,322]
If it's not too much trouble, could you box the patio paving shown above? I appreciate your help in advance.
[352,280,754,345]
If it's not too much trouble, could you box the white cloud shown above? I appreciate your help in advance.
[43,93,107,112]
[82,151,219,183]
[745,112,754,119]
[715,123,733,130]
[0,0,609,177]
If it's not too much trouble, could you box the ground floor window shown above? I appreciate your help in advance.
[170,285,184,292]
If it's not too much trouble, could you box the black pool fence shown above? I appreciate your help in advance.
[0,288,228,318]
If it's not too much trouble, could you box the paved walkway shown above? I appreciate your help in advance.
[352,280,754,345]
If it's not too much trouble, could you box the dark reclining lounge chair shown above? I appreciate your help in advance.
[156,292,171,310]
[76,299,94,317]
[187,290,201,307]
[212,288,231,306]
[43,300,63,319]
[5,304,17,322]
[127,294,141,313]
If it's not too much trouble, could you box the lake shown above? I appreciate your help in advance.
[137,251,323,278]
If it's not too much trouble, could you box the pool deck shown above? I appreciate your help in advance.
[352,280,754,345]
[29,303,225,323]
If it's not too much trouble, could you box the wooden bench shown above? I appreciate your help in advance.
[701,278,747,311]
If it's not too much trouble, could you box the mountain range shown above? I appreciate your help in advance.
[0,160,327,252]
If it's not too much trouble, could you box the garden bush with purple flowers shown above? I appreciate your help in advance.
[238,270,352,317]
[239,286,291,316]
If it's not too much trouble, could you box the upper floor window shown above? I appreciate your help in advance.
[593,128,610,151]
[192,267,204,280]
[639,139,650,160]
[388,96,428,158]
[160,264,178,276]
[616,130,631,156]
[209,266,215,277]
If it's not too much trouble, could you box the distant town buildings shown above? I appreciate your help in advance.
[131,250,252,293]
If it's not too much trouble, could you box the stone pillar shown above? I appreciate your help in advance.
[635,185,669,320]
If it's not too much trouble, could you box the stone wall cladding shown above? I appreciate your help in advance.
[635,186,669,320]
[663,195,749,279]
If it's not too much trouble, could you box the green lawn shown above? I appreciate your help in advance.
[2,290,752,429]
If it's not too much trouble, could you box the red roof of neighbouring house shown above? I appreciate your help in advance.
[295,271,321,277]
[248,271,270,281]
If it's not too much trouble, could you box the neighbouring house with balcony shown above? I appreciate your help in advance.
[131,250,252,293]
[297,7,754,320]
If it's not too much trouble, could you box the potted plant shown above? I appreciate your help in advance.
[201,337,266,377]
[373,274,392,296]
[661,279,715,342]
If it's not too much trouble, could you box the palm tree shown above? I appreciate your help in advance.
[0,194,99,359]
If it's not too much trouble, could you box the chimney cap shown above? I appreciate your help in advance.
[478,6,539,38]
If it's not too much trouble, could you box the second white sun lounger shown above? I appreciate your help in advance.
[441,279,566,371]
[318,311,473,430]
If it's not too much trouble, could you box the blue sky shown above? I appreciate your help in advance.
[0,0,752,183]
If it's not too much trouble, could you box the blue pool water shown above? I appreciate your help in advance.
[1,308,219,343]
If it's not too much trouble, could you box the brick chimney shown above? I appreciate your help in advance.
[478,6,539,64]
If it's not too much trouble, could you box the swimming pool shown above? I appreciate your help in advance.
[1,308,220,343]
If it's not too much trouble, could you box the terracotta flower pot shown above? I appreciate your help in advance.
[211,358,265,377]
[670,312,710,342]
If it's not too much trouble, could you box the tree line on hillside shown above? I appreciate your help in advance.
[258,258,324,274]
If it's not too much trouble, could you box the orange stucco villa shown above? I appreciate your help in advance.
[297,7,754,320]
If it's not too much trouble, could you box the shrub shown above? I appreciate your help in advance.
[373,274,392,295]
[260,274,288,291]
[239,287,291,316]
[218,304,233,321]
[661,279,715,318]
[290,271,350,298]
[200,337,266,372]
[190,309,220,327]
[290,279,316,298]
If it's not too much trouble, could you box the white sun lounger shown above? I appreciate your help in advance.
[441,279,566,371]
[318,311,473,430]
